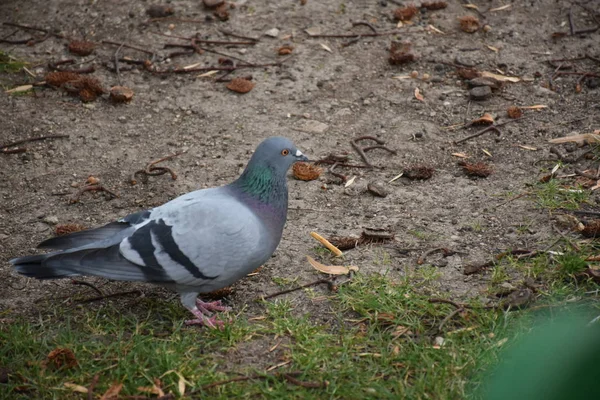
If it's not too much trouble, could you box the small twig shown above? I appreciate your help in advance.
[454,125,501,144]
[71,279,104,297]
[1,134,69,152]
[351,21,378,34]
[568,8,576,35]
[153,31,256,45]
[218,28,260,42]
[282,373,327,388]
[259,278,338,301]
[87,374,99,400]
[328,162,348,183]
[76,289,143,304]
[308,30,408,38]
[362,145,397,154]
[2,22,65,38]
[435,307,465,334]
[417,247,455,265]
[131,151,185,185]
[428,298,464,309]
[101,40,155,55]
[113,41,126,85]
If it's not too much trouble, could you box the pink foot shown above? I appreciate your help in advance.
[185,313,225,329]
[196,299,231,314]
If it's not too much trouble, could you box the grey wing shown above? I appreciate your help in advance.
[119,195,264,286]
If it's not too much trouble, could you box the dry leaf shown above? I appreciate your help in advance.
[452,152,470,158]
[414,87,424,101]
[226,78,255,94]
[482,149,492,157]
[518,145,538,151]
[100,383,123,400]
[489,4,511,11]
[305,27,321,36]
[486,45,499,52]
[345,175,357,187]
[183,62,202,70]
[480,71,520,82]
[6,84,33,94]
[521,105,548,109]
[64,383,88,393]
[109,86,134,103]
[178,376,186,396]
[293,162,323,181]
[320,43,332,53]
[45,348,78,370]
[197,70,219,78]
[306,255,358,275]
[548,133,600,145]
[471,113,494,125]
[428,24,445,34]
[389,172,404,183]
[392,75,412,80]
[463,3,479,9]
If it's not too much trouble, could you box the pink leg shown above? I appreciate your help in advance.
[184,299,231,329]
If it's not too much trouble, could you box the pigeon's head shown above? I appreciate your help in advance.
[249,136,308,173]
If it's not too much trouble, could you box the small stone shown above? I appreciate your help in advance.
[43,216,59,225]
[265,28,280,38]
[434,336,445,347]
[367,181,388,197]
[203,0,224,8]
[455,55,477,67]
[117,116,127,123]
[468,77,502,89]
[469,86,492,101]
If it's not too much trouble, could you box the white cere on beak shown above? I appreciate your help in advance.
[295,149,303,157]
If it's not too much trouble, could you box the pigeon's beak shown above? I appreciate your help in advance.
[294,149,309,162]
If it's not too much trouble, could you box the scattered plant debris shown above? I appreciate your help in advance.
[44,348,78,370]
[328,229,395,250]
[306,255,358,275]
[131,151,185,185]
[146,4,175,18]
[68,40,95,56]
[580,220,600,238]
[293,162,323,181]
[45,71,80,87]
[459,15,480,33]
[55,224,86,236]
[500,288,533,309]
[214,3,231,21]
[471,113,494,125]
[457,67,481,79]
[70,176,118,204]
[310,231,343,256]
[422,1,448,10]
[278,45,294,55]
[388,41,415,65]
[507,105,523,119]
[109,86,134,103]
[393,5,418,21]
[403,164,434,180]
[226,77,254,93]
[459,161,493,178]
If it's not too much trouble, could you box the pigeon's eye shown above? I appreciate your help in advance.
[281,149,289,156]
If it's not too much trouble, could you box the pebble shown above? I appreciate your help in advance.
[469,86,492,101]
[43,215,59,225]
[118,116,127,123]
[367,181,388,197]
[455,55,477,67]
[265,28,280,38]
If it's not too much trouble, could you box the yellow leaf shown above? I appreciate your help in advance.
[320,43,332,53]
[178,375,186,396]
[64,383,88,393]
[6,84,33,94]
[414,87,424,101]
[518,145,538,151]
[521,104,548,109]
[197,70,218,78]
[310,232,343,257]
[452,152,470,158]
[490,4,511,11]
[306,256,358,275]
[100,383,123,400]
[480,71,520,82]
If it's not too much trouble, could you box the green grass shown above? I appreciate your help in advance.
[532,179,589,210]
[0,51,27,73]
[3,273,599,399]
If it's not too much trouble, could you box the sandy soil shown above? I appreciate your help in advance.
[1,0,599,320]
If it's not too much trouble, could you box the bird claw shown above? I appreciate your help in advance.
[185,315,225,329]
[195,299,231,314]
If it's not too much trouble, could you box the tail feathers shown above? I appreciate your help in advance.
[11,254,79,279]
[37,222,132,250]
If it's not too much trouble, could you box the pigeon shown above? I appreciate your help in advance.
[10,136,308,328]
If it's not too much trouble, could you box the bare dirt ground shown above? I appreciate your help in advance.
[1,0,599,328]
